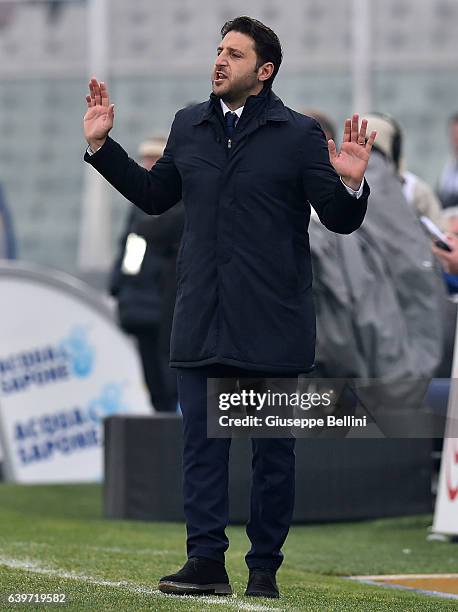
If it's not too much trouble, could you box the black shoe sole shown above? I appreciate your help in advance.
[159,580,232,596]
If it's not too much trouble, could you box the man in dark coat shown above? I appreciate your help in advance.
[83,16,376,599]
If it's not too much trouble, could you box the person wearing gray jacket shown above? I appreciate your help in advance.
[310,114,445,387]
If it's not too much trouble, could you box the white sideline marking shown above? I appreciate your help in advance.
[8,541,174,556]
[0,557,276,611]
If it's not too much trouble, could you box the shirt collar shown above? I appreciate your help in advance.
[220,99,243,120]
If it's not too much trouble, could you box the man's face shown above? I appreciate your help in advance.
[450,121,458,157]
[212,31,264,104]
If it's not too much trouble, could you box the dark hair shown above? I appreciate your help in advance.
[449,113,458,124]
[220,16,282,88]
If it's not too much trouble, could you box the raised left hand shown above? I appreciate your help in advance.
[328,114,377,191]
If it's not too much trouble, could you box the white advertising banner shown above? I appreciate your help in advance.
[433,304,458,535]
[0,262,151,483]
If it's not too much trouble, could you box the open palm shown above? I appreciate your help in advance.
[328,115,377,191]
[83,77,114,149]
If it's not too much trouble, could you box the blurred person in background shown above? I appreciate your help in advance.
[83,16,376,599]
[431,215,458,378]
[432,208,458,286]
[110,136,184,412]
[0,183,17,259]
[438,113,458,210]
[310,112,444,383]
[357,113,444,379]
[402,166,443,229]
[310,111,443,227]
[366,114,443,227]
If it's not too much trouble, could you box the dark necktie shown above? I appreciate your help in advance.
[225,111,237,139]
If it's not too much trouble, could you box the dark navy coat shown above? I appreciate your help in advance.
[85,88,369,373]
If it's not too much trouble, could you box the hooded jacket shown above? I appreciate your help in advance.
[311,150,444,381]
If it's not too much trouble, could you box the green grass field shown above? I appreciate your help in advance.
[0,484,457,611]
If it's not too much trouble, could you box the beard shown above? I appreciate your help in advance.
[212,71,260,104]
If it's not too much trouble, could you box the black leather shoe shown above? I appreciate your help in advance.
[158,557,232,596]
[245,569,280,598]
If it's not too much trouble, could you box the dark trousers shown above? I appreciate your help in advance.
[177,365,296,571]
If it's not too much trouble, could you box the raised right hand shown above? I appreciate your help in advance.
[84,77,114,151]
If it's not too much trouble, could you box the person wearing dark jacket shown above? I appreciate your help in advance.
[110,137,184,412]
[83,16,375,599]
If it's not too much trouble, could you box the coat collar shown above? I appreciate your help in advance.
[192,87,288,126]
